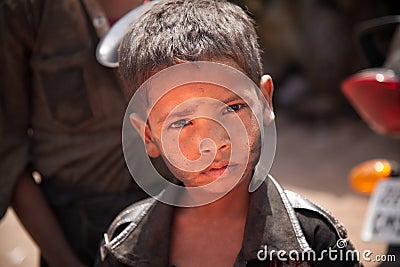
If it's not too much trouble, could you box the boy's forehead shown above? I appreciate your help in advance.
[137,61,259,115]
[148,81,243,104]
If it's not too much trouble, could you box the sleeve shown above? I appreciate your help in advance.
[296,209,364,267]
[94,252,130,267]
[0,0,37,218]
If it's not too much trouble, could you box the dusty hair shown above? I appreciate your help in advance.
[119,0,263,95]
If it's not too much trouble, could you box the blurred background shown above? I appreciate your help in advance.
[1,0,400,266]
[234,0,399,120]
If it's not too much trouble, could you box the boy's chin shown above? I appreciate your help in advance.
[183,175,246,198]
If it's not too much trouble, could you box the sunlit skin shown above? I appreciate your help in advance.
[146,83,261,190]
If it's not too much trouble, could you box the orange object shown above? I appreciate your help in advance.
[349,159,392,195]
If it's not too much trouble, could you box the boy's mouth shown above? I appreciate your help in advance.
[201,163,234,179]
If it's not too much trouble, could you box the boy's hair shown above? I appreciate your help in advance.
[119,0,263,95]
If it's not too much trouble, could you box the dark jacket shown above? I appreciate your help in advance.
[96,176,363,267]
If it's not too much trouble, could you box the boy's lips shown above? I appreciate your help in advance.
[201,163,236,179]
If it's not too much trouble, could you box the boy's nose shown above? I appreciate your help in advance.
[195,118,231,155]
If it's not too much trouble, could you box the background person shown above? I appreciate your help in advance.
[0,1,169,266]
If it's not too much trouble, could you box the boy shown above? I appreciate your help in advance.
[97,0,362,266]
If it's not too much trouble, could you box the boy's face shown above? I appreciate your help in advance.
[130,60,274,194]
[146,82,261,188]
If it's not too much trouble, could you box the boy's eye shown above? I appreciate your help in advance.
[169,119,192,129]
[223,104,244,114]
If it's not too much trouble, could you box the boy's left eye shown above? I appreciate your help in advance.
[169,119,192,129]
[223,104,244,114]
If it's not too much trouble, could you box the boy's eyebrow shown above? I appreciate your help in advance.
[219,94,243,104]
[156,94,247,124]
[157,107,197,124]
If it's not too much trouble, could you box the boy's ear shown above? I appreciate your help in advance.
[130,114,161,158]
[259,74,274,111]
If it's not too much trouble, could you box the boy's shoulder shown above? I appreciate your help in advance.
[102,197,156,248]
[285,190,352,255]
[267,176,349,250]
[98,196,158,264]
[286,190,348,240]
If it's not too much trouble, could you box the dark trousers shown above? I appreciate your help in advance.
[39,179,147,267]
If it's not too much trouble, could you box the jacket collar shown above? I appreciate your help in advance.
[241,176,309,260]
[110,176,309,266]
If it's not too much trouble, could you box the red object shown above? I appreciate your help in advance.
[108,17,118,25]
[341,68,400,135]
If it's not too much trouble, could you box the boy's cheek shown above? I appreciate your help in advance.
[157,132,200,161]
[164,138,201,164]
[179,144,201,161]
[245,124,263,161]
[156,137,208,173]
[233,118,261,148]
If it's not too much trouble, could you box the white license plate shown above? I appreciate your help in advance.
[362,178,400,244]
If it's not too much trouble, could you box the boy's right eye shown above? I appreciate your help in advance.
[169,119,192,129]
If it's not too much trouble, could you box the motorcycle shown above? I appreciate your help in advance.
[341,15,400,267]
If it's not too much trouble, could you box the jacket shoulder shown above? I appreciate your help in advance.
[285,190,348,240]
[285,190,364,266]
[99,197,155,262]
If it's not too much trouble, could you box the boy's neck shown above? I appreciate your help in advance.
[170,178,251,267]
[177,179,250,220]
